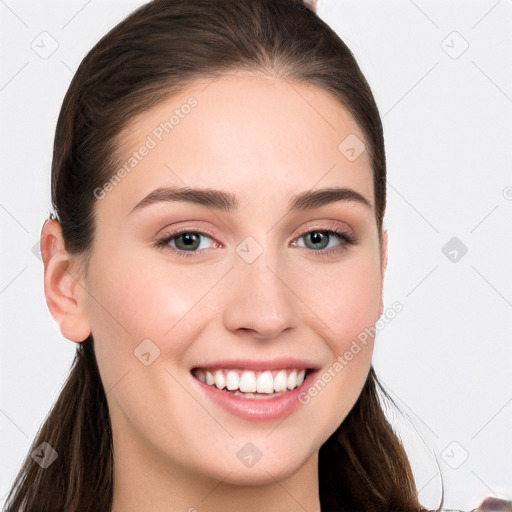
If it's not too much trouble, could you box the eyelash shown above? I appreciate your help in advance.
[154,227,357,258]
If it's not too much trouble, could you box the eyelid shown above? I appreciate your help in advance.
[290,220,354,241]
[158,225,219,240]
[155,224,221,244]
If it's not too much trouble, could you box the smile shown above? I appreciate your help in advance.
[191,368,310,398]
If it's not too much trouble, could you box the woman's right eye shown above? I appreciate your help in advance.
[154,230,219,258]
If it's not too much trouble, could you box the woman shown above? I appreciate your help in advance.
[4,1,510,511]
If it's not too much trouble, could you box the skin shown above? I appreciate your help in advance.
[41,73,388,512]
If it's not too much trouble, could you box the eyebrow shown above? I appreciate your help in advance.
[129,185,372,215]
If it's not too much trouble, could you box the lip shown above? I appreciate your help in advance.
[190,366,320,422]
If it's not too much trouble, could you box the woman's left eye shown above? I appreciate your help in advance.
[291,229,355,255]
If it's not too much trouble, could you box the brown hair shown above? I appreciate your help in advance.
[5,1,438,510]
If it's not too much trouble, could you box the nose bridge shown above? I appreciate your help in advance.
[222,236,298,338]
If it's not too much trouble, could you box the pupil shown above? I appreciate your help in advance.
[308,232,327,249]
[179,233,199,250]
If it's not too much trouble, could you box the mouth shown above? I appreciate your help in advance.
[191,367,314,400]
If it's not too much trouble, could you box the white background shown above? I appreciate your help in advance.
[1,1,511,510]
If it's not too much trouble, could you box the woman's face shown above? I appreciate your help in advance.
[74,74,387,488]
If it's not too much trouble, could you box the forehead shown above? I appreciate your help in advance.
[100,73,374,219]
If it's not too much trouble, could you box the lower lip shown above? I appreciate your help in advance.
[191,371,318,422]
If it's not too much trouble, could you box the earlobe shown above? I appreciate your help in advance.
[378,229,389,317]
[40,219,91,343]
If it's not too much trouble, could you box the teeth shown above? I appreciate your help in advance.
[213,370,226,390]
[256,371,274,393]
[194,368,309,394]
[239,371,257,392]
[287,369,297,390]
[273,369,288,392]
[226,370,239,390]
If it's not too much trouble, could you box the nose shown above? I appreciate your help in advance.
[222,248,299,340]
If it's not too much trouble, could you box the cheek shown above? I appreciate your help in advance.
[86,245,217,336]
[83,244,236,393]
[293,251,382,349]
[291,251,380,427]
[297,256,379,433]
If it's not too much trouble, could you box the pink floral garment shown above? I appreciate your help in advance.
[472,496,512,511]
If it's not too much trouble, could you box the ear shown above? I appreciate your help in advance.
[40,219,92,342]
[378,229,389,317]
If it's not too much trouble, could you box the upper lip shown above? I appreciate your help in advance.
[191,358,322,372]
